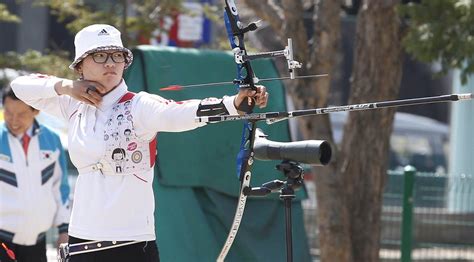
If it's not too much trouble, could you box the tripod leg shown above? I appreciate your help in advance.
[284,198,293,262]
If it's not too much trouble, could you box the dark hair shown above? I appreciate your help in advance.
[2,85,36,110]
[111,148,126,159]
[2,85,19,105]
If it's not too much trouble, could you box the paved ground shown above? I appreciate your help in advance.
[310,248,474,262]
[49,244,474,261]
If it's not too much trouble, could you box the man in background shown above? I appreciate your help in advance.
[0,85,70,262]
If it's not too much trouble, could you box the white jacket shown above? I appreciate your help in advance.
[11,75,238,241]
[0,121,70,245]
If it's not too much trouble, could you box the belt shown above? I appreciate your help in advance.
[58,240,142,261]
[77,162,114,175]
[77,162,149,176]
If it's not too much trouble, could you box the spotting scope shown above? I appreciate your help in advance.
[253,129,332,166]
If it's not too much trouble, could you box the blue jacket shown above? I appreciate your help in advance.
[0,120,70,245]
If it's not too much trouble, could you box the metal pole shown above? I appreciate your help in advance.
[281,187,294,262]
[401,166,416,262]
[448,70,474,211]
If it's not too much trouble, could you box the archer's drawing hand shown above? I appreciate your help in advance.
[54,79,106,107]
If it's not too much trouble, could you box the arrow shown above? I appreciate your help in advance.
[159,73,329,91]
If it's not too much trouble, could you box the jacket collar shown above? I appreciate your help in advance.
[97,79,128,111]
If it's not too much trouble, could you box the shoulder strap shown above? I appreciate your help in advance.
[118,92,136,103]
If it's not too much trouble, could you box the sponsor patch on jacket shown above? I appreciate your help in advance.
[40,150,54,160]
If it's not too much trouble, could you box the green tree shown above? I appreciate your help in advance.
[0,50,73,77]
[400,0,474,84]
[0,3,20,87]
[37,0,183,45]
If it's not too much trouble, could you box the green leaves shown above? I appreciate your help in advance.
[399,0,474,84]
[0,50,75,79]
[39,0,183,45]
[0,3,20,23]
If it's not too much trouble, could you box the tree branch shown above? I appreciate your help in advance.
[242,0,285,41]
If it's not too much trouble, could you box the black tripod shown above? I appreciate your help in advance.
[243,160,304,262]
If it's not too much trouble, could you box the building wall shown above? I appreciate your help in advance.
[0,0,49,53]
[0,0,74,56]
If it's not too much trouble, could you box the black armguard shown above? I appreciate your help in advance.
[197,98,230,116]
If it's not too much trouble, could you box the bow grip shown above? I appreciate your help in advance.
[235,83,258,113]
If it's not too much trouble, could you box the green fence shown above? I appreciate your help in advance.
[302,168,474,261]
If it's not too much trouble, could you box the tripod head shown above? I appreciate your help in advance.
[242,160,305,196]
[276,160,304,191]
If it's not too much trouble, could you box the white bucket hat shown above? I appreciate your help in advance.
[69,24,133,69]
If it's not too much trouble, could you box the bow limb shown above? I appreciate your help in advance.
[216,124,256,262]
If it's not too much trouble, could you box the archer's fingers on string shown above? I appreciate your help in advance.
[83,90,101,107]
[84,97,99,107]
[88,90,103,104]
[81,97,95,106]
[84,81,105,94]
[92,83,107,94]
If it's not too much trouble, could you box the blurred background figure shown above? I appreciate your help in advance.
[0,85,70,262]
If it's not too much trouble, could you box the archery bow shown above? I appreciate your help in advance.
[217,1,304,261]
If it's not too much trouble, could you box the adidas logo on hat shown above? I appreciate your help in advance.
[98,29,109,36]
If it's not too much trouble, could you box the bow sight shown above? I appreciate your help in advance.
[232,38,302,82]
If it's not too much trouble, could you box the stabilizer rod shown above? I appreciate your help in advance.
[196,93,473,124]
